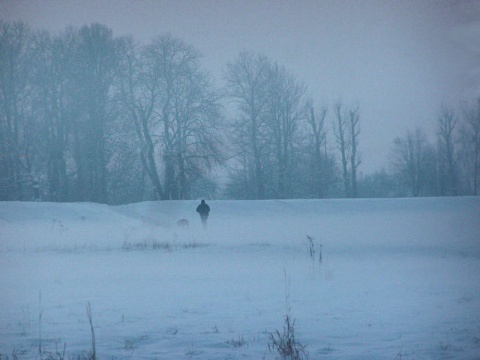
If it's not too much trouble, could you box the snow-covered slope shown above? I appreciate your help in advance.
[1,197,479,359]
[1,197,479,253]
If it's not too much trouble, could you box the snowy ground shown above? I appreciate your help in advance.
[0,197,479,359]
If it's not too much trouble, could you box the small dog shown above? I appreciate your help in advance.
[176,219,189,229]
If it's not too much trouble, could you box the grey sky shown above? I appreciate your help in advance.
[2,0,479,173]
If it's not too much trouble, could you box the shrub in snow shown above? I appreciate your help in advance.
[268,315,309,360]
[226,335,247,348]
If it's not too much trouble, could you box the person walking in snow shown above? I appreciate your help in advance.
[196,199,210,229]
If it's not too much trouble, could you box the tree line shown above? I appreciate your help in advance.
[1,21,479,203]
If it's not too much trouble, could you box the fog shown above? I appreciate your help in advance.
[3,0,479,172]
[1,1,479,202]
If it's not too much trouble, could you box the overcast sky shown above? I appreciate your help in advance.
[2,0,479,173]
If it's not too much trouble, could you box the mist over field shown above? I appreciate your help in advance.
[1,0,479,203]
[1,197,480,359]
[1,2,480,359]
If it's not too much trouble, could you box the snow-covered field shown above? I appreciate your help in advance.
[1,197,479,359]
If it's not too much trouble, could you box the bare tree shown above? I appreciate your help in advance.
[333,102,351,197]
[170,59,224,199]
[392,128,430,197]
[332,102,361,198]
[305,99,328,197]
[151,35,224,199]
[459,98,480,195]
[266,63,306,198]
[29,28,78,201]
[0,21,33,200]
[437,107,458,195]
[348,106,361,198]
[119,35,223,200]
[118,36,166,199]
[71,23,120,203]
[225,52,270,199]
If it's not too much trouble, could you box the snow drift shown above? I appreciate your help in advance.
[0,197,479,359]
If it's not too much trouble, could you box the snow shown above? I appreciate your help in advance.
[0,197,479,359]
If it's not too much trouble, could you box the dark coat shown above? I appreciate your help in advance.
[196,200,210,216]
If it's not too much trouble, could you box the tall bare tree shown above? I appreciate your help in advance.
[333,102,361,198]
[29,28,78,201]
[348,106,361,197]
[459,98,480,195]
[0,21,33,200]
[225,52,270,199]
[437,107,458,195]
[392,128,430,197]
[118,36,166,199]
[119,35,223,200]
[71,23,120,203]
[266,63,306,197]
[305,99,328,197]
[333,102,350,197]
